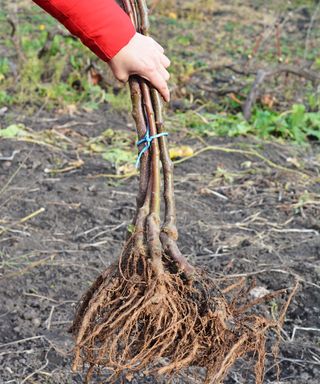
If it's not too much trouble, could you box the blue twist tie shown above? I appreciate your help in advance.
[135,129,168,168]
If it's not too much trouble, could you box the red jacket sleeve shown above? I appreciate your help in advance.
[33,0,136,61]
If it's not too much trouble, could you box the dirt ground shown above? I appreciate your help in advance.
[0,107,320,383]
[1,0,320,383]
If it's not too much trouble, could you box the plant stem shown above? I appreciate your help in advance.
[134,175,152,252]
[136,0,150,35]
[151,89,195,276]
[123,0,165,276]
[140,81,160,216]
[140,80,163,275]
[128,76,151,253]
[129,77,150,212]
[150,89,176,231]
[129,0,139,29]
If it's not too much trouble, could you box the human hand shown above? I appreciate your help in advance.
[108,32,171,102]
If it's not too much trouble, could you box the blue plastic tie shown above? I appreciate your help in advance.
[135,128,168,168]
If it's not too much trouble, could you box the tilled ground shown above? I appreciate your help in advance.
[0,110,319,384]
[1,0,320,383]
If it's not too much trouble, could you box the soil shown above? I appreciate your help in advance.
[1,0,320,382]
[0,108,320,384]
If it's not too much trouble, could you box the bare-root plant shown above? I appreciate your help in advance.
[70,1,297,383]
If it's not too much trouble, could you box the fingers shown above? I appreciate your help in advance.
[160,54,171,68]
[143,69,170,102]
[142,56,170,101]
[157,65,170,82]
[153,38,164,53]
[155,53,170,80]
[116,72,129,83]
[151,38,170,68]
[109,33,171,102]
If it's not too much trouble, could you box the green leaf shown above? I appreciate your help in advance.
[290,104,306,128]
[127,224,135,234]
[0,58,9,76]
[89,143,107,153]
[306,113,320,127]
[305,129,320,140]
[102,148,134,165]
[0,124,27,138]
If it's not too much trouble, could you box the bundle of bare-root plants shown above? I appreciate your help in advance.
[70,1,297,383]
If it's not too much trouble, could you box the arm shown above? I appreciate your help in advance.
[33,0,170,101]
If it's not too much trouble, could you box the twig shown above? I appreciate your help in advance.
[0,335,44,348]
[6,10,25,64]
[275,22,282,62]
[45,306,55,330]
[243,69,269,120]
[0,349,35,357]
[270,228,319,236]
[173,145,311,179]
[291,326,320,342]
[22,292,59,303]
[304,2,320,59]
[2,255,56,279]
[0,150,20,161]
[44,159,84,174]
[248,8,305,66]
[20,348,51,384]
[19,207,45,223]
[215,268,320,291]
[243,65,320,120]
[0,207,46,236]
[6,17,16,37]
[0,152,30,197]
[279,357,320,367]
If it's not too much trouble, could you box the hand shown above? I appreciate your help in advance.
[108,32,171,102]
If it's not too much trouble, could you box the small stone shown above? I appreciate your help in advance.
[249,286,270,299]
[0,106,7,115]
[3,161,12,168]
[88,184,97,192]
[32,318,41,327]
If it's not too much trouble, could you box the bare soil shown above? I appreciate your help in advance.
[1,1,320,382]
[0,109,320,384]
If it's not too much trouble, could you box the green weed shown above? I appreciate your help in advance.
[0,90,12,105]
[0,1,319,146]
[0,123,27,138]
[172,104,320,143]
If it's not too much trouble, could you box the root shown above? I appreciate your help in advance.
[72,238,201,377]
[71,236,289,383]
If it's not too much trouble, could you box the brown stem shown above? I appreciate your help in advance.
[127,0,158,216]
[122,0,135,26]
[150,89,176,231]
[140,81,161,216]
[129,77,150,212]
[140,81,163,276]
[123,2,159,273]
[151,89,195,276]
[125,0,190,277]
[129,0,139,29]
[127,76,152,253]
[136,0,150,35]
[134,175,152,252]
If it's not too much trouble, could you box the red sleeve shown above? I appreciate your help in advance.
[32,0,136,61]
